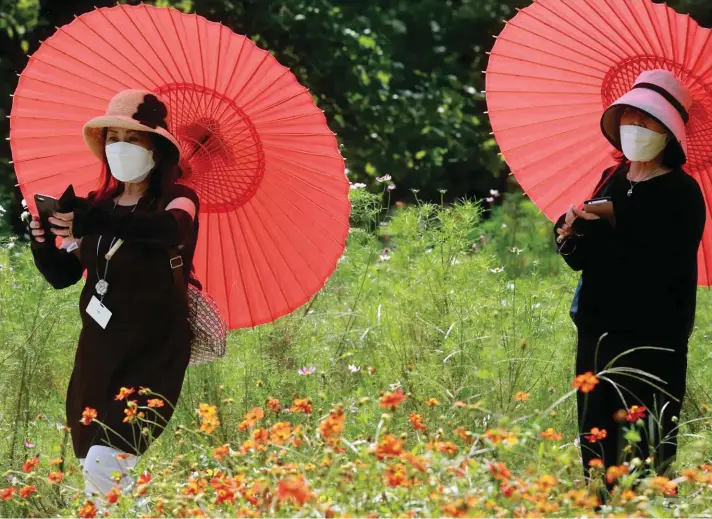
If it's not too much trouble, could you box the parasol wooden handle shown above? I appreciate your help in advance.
[105,239,124,261]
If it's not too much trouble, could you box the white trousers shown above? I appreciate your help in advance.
[78,446,141,508]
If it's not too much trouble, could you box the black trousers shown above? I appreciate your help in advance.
[575,328,688,484]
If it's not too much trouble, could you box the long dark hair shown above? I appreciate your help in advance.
[91,128,183,206]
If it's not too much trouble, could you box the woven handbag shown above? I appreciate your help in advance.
[168,248,228,366]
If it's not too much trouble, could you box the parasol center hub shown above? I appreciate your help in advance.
[154,83,265,214]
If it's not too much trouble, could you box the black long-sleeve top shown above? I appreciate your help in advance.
[554,163,706,343]
[30,184,199,290]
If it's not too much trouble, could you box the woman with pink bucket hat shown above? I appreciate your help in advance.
[555,70,706,493]
[27,89,199,509]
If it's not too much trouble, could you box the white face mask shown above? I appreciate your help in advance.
[620,125,668,162]
[105,142,155,184]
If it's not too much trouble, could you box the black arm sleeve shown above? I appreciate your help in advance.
[73,185,199,249]
[30,241,84,290]
[574,178,706,271]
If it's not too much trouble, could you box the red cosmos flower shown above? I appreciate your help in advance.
[114,387,135,401]
[626,405,647,422]
[267,397,281,413]
[47,472,65,484]
[584,427,607,443]
[18,486,37,499]
[380,388,406,410]
[22,456,39,473]
[1,487,16,501]
[105,487,121,504]
[290,398,313,414]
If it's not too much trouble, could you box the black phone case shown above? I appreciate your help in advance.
[34,194,59,233]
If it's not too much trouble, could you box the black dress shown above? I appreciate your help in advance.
[31,184,199,459]
[554,163,706,480]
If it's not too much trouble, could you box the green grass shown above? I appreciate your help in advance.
[1,190,712,517]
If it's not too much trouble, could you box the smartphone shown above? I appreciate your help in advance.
[583,197,614,224]
[34,193,59,233]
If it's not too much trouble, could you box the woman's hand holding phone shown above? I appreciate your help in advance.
[556,204,601,243]
[49,212,75,238]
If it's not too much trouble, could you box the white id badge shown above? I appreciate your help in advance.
[86,296,112,329]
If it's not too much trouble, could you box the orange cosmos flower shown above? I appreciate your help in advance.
[424,398,439,406]
[115,452,133,461]
[483,428,518,446]
[380,388,406,410]
[80,407,98,426]
[18,485,37,499]
[253,428,269,444]
[22,456,39,473]
[442,499,470,518]
[78,501,97,518]
[409,413,427,432]
[514,392,530,402]
[540,428,563,441]
[198,403,218,418]
[650,476,677,496]
[537,474,557,491]
[147,398,164,408]
[122,400,145,424]
[573,372,599,393]
[319,407,346,440]
[626,405,647,422]
[488,461,511,481]
[375,434,404,460]
[403,452,429,473]
[270,421,293,445]
[239,407,265,430]
[114,387,135,401]
[1,487,16,501]
[137,473,151,486]
[105,487,121,504]
[384,463,410,487]
[584,427,607,443]
[183,476,208,496]
[267,397,281,413]
[455,427,473,443]
[427,440,458,455]
[212,444,230,461]
[48,472,64,484]
[606,465,628,484]
[277,476,313,506]
[588,458,604,470]
[290,398,313,414]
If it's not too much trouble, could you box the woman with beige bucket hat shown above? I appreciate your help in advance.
[28,89,199,506]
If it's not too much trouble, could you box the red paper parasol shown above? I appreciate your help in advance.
[485,0,712,284]
[10,4,350,328]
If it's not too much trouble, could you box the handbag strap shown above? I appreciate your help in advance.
[168,246,187,297]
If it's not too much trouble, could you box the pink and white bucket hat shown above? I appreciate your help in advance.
[601,69,692,163]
